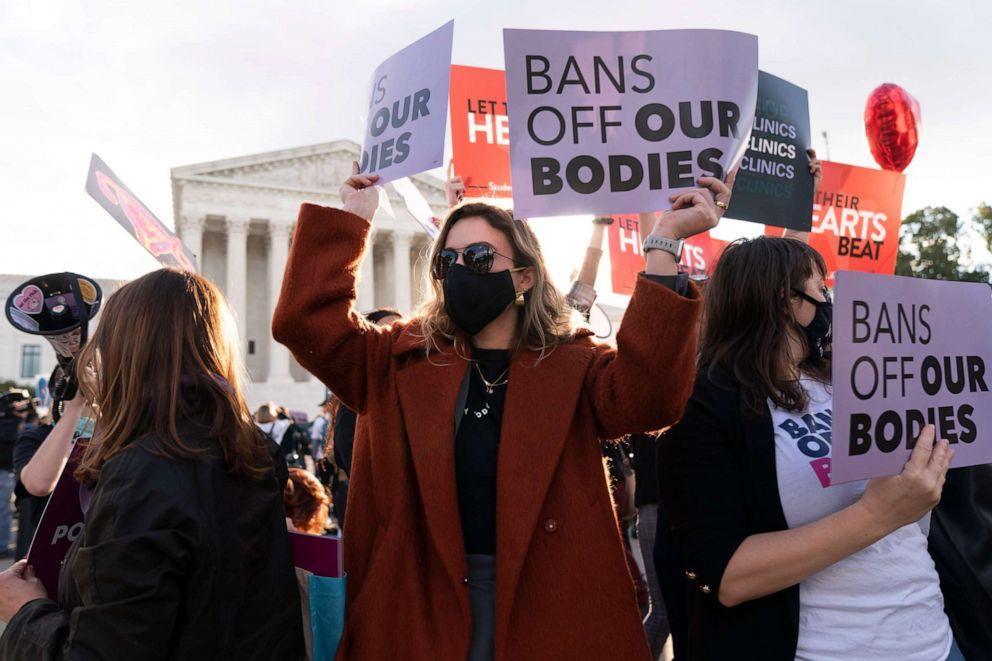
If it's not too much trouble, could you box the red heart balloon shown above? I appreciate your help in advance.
[864,83,921,172]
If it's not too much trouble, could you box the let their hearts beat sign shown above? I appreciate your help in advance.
[831,271,992,484]
[449,65,512,198]
[503,28,758,218]
[359,20,454,184]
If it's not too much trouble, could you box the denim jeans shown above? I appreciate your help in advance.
[0,470,14,552]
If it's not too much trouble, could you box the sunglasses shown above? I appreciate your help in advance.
[432,243,525,280]
[792,287,832,305]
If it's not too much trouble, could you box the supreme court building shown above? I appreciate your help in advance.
[171,140,446,414]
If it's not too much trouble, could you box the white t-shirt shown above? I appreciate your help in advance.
[769,378,951,661]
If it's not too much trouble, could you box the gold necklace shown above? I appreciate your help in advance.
[474,362,509,394]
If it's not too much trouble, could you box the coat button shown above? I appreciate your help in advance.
[544,518,559,533]
[685,571,697,581]
[462,576,469,586]
[699,584,712,594]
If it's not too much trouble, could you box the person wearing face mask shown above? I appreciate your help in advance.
[272,163,732,661]
[656,237,962,661]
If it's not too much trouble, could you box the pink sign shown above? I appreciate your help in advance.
[289,531,344,578]
[503,28,758,218]
[832,271,992,483]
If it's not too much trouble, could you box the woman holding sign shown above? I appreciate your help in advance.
[271,163,732,660]
[0,269,304,660]
[657,238,961,660]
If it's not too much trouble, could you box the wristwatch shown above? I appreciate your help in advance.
[642,234,684,261]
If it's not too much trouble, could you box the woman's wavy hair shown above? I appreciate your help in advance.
[416,202,576,359]
[75,268,271,483]
[284,467,331,535]
[699,236,830,413]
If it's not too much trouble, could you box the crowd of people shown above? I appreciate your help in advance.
[0,149,985,661]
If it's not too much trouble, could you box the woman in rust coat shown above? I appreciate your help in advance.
[273,164,733,660]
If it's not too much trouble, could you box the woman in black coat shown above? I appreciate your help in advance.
[0,269,304,660]
[657,238,960,660]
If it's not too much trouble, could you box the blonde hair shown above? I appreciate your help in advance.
[416,202,576,360]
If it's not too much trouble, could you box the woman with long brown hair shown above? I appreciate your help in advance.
[657,237,960,660]
[273,163,732,660]
[0,268,304,659]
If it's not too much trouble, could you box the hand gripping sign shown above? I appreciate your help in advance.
[503,28,758,218]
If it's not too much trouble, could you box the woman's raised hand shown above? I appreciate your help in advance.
[340,161,381,221]
[653,168,737,240]
[857,424,952,532]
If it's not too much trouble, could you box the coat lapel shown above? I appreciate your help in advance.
[494,340,593,646]
[394,329,470,591]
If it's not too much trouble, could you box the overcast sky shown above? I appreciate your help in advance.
[2,0,990,282]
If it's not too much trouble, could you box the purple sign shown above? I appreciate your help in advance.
[359,20,454,184]
[832,271,992,483]
[26,443,86,597]
[503,28,758,218]
[289,531,344,578]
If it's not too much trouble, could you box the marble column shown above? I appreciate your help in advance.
[177,215,205,270]
[268,219,293,383]
[391,229,413,314]
[356,231,376,313]
[225,217,250,347]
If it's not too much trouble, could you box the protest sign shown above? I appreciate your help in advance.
[86,154,198,271]
[725,71,813,230]
[808,161,905,279]
[360,20,454,184]
[503,28,758,218]
[449,65,512,198]
[26,442,86,596]
[290,531,344,578]
[831,271,992,484]
[390,177,442,239]
[607,214,726,295]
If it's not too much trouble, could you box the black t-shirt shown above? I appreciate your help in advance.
[630,432,659,507]
[455,348,510,556]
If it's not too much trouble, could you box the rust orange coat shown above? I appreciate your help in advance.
[273,204,701,661]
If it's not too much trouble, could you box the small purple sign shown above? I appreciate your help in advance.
[359,20,454,184]
[503,28,758,218]
[26,443,86,597]
[290,531,344,578]
[832,271,992,483]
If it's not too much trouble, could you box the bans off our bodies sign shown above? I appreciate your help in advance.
[503,28,758,218]
[360,21,454,184]
[831,271,992,484]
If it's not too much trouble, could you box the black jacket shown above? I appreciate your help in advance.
[0,429,304,660]
[928,463,992,661]
[656,370,799,661]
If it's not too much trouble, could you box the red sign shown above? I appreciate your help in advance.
[806,161,905,278]
[607,214,726,295]
[448,65,512,198]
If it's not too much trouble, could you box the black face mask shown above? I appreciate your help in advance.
[793,288,833,363]
[443,264,517,336]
